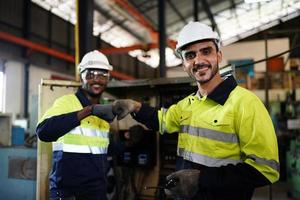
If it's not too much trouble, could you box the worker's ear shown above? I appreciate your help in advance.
[217,50,222,63]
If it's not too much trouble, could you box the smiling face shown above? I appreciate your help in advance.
[81,69,110,97]
[181,40,222,85]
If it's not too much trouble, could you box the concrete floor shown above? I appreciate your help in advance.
[252,181,295,200]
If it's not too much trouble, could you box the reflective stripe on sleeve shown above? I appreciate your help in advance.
[159,108,168,134]
[246,154,280,172]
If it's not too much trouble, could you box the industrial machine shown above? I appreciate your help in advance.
[0,113,37,200]
[286,117,300,199]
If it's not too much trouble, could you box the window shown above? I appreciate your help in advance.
[0,60,6,112]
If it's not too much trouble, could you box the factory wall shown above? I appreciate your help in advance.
[2,58,73,135]
[221,38,290,72]
[5,61,24,120]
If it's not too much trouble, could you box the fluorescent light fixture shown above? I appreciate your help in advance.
[244,0,270,3]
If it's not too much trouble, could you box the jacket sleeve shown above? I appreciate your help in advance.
[235,95,280,184]
[36,95,81,142]
[36,111,80,142]
[108,141,126,156]
[132,103,159,130]
[132,103,181,134]
[198,162,270,189]
[198,94,279,188]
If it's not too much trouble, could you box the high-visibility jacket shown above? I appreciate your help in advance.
[39,94,110,154]
[157,77,279,184]
[37,89,110,197]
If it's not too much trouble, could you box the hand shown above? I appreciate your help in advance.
[164,169,200,199]
[112,99,139,120]
[92,104,115,122]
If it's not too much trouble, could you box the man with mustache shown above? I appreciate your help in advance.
[112,22,280,199]
[36,50,117,200]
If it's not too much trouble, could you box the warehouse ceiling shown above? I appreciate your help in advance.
[31,0,300,68]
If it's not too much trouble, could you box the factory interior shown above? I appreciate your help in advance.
[0,0,300,199]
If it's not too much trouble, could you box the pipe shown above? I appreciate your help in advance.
[100,43,158,54]
[99,39,177,54]
[0,31,136,80]
[112,0,177,51]
[110,70,135,80]
[0,31,75,62]
[113,0,156,33]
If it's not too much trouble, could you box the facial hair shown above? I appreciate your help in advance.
[195,63,218,84]
[187,63,217,84]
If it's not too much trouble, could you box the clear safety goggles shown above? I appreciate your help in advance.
[84,69,110,80]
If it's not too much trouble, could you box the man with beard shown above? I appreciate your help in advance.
[111,22,280,199]
[36,50,117,200]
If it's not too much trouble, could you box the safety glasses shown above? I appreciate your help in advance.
[181,46,214,62]
[85,69,110,80]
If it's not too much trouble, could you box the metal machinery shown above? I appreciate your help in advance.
[286,96,300,199]
[286,135,300,199]
[107,76,198,199]
[0,113,37,200]
[0,147,37,200]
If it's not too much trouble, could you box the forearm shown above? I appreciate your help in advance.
[77,105,93,120]
[36,111,81,142]
[198,163,270,189]
[132,103,159,130]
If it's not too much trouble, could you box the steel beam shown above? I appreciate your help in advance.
[0,31,135,80]
[78,0,94,60]
[94,3,145,42]
[0,31,75,62]
[194,0,199,21]
[113,0,156,32]
[99,39,177,54]
[99,43,158,54]
[201,0,220,35]
[158,0,166,77]
[112,0,177,49]
[167,0,187,24]
[22,0,31,118]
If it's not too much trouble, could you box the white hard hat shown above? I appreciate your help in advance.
[175,22,221,53]
[79,50,113,73]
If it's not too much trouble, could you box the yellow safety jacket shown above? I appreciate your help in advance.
[39,94,110,154]
[158,80,279,183]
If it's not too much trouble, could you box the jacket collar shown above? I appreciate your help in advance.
[194,75,237,105]
[75,88,92,107]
